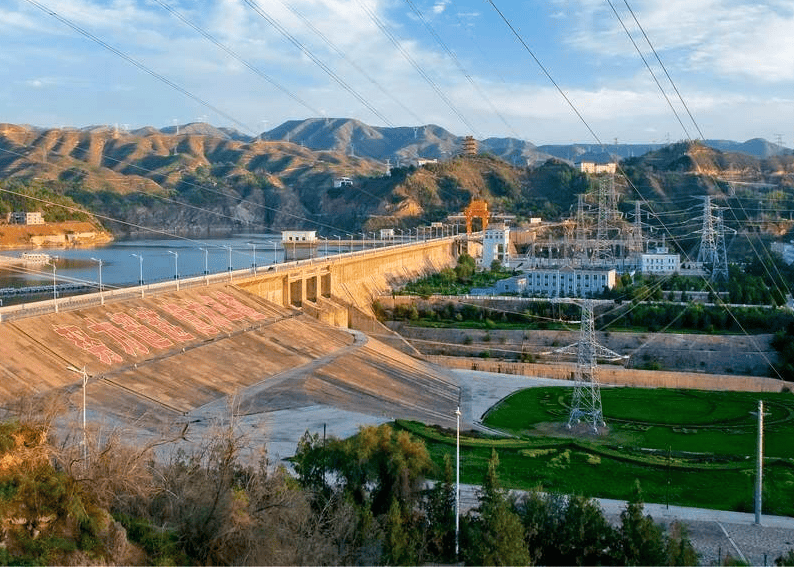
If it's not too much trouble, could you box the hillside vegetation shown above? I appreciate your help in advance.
[2,124,794,243]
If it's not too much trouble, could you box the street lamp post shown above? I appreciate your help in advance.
[455,405,461,559]
[320,236,328,257]
[50,261,57,313]
[168,251,179,291]
[90,257,103,304]
[224,245,232,281]
[249,242,257,274]
[272,240,277,264]
[199,247,209,285]
[131,254,144,297]
[67,365,89,464]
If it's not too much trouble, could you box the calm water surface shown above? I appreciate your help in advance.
[0,233,323,289]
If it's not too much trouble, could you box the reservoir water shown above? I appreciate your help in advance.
[0,233,333,292]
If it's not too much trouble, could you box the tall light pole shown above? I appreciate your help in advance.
[455,405,461,559]
[131,253,144,297]
[67,365,89,464]
[249,242,257,274]
[320,235,328,257]
[90,257,103,304]
[272,240,277,264]
[50,260,57,313]
[168,250,179,291]
[754,399,767,525]
[224,245,232,281]
[199,247,209,285]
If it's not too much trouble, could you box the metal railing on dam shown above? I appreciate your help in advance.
[0,236,459,323]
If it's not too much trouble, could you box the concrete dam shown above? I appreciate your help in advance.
[0,238,463,453]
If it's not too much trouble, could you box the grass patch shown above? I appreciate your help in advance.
[398,387,794,516]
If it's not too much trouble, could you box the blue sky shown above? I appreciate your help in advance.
[2,0,793,145]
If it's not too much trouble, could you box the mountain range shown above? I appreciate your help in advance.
[12,118,792,164]
[1,120,792,241]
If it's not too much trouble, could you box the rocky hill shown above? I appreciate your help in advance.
[1,122,793,241]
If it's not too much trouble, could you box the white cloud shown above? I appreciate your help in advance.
[432,1,449,15]
[564,0,794,83]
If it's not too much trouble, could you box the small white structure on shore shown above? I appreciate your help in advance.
[482,223,510,267]
[281,230,317,244]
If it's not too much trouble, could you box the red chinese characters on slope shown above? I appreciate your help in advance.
[52,292,267,366]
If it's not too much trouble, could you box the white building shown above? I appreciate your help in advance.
[483,267,616,298]
[379,228,395,239]
[576,161,617,175]
[333,177,353,188]
[482,223,510,267]
[281,230,317,244]
[772,241,794,265]
[9,211,44,225]
[640,246,680,275]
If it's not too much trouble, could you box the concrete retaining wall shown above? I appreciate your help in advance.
[425,355,790,393]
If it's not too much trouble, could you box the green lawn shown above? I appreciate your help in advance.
[399,387,794,516]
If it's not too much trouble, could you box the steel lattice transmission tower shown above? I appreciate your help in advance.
[574,194,587,260]
[592,178,613,261]
[544,299,627,433]
[697,196,718,266]
[569,299,603,431]
[697,196,729,281]
[713,209,729,281]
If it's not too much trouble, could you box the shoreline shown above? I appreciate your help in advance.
[0,221,113,250]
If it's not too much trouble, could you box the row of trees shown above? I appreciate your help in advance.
[0,411,724,566]
[292,425,701,566]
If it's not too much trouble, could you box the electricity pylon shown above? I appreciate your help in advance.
[697,196,729,281]
[543,299,627,433]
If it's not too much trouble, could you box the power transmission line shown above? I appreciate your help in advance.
[241,0,396,128]
[0,140,353,236]
[604,0,692,140]
[402,0,521,139]
[151,0,322,119]
[354,0,481,137]
[621,0,706,140]
[22,0,257,135]
[280,0,424,125]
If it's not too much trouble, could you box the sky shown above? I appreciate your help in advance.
[1,0,793,145]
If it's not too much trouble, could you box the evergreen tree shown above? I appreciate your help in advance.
[619,481,667,566]
[423,454,456,562]
[468,449,530,566]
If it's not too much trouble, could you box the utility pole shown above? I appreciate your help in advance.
[131,254,144,297]
[199,247,209,285]
[754,400,766,525]
[455,405,461,560]
[67,365,89,464]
